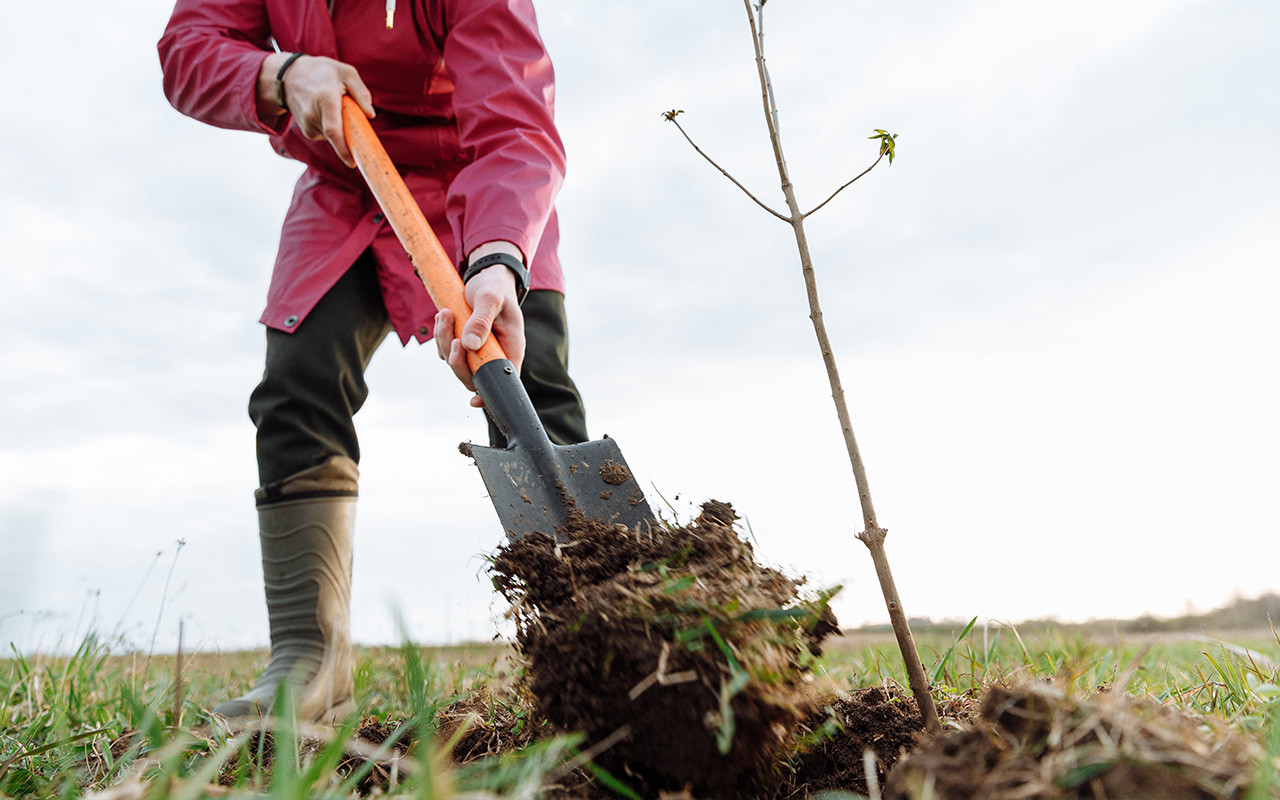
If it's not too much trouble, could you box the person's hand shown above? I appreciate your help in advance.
[434,263,525,408]
[257,52,375,168]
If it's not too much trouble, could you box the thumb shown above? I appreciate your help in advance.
[461,295,498,351]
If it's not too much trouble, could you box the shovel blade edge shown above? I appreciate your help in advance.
[467,437,655,542]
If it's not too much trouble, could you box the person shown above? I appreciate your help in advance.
[157,0,588,722]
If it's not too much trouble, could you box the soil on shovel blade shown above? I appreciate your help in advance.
[490,500,841,796]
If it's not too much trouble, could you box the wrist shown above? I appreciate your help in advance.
[273,52,307,110]
[463,252,529,304]
[257,52,289,116]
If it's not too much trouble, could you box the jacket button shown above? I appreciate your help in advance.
[284,315,299,327]
[372,212,385,223]
[418,326,430,336]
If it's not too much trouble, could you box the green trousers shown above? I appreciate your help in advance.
[249,251,588,490]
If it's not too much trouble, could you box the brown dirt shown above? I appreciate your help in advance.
[598,460,632,486]
[342,717,415,795]
[490,500,840,796]
[886,682,1268,800]
[770,685,925,798]
[437,682,542,763]
[78,729,142,784]
[180,660,1271,800]
[214,717,414,795]
[434,671,948,799]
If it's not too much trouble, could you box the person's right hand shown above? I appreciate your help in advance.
[258,52,375,168]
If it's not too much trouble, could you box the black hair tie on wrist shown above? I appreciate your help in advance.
[275,52,307,110]
[462,252,530,305]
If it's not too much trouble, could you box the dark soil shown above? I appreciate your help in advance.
[437,683,541,762]
[436,674,946,800]
[491,500,840,796]
[770,686,925,798]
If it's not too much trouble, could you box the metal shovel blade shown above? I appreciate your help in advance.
[467,359,655,541]
[467,437,654,541]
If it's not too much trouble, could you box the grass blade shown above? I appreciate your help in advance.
[931,616,977,685]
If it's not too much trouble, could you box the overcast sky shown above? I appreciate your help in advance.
[2,0,1277,656]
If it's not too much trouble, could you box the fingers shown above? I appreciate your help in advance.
[448,340,486,408]
[433,268,525,409]
[436,310,486,409]
[435,308,476,390]
[325,68,375,168]
[283,56,373,168]
[434,308,453,362]
[345,75,376,119]
[319,93,354,167]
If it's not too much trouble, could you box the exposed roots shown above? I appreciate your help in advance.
[491,500,840,795]
[888,682,1271,799]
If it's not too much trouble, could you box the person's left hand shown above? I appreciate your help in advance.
[434,262,524,408]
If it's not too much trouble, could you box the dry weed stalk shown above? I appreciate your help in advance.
[890,682,1270,799]
[664,0,938,732]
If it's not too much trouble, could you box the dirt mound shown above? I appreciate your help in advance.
[491,500,839,795]
[772,685,926,797]
[887,682,1268,799]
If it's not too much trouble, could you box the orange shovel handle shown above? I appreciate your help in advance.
[340,96,506,373]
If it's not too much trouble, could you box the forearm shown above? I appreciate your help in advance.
[157,0,281,133]
[442,0,565,267]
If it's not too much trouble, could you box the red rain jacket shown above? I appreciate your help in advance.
[158,0,566,344]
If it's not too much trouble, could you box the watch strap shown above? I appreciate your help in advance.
[274,52,306,110]
[462,252,530,304]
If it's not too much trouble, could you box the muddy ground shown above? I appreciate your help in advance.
[434,675,1273,800]
[465,498,1273,799]
[189,499,1274,799]
[196,674,1270,799]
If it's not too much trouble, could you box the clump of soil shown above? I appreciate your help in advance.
[491,500,839,795]
[436,680,542,763]
[886,682,1268,799]
[214,717,413,795]
[771,685,925,798]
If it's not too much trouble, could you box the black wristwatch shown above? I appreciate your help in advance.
[462,252,530,304]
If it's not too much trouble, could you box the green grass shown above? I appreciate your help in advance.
[819,626,1280,728]
[1,626,1277,798]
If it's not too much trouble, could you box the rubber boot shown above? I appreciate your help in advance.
[213,459,358,723]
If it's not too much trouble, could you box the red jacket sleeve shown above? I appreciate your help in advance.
[438,0,567,267]
[157,0,284,135]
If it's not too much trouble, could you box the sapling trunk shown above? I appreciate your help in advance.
[667,0,940,732]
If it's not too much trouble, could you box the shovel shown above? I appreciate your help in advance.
[340,97,655,541]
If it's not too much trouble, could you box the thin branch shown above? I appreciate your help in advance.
[756,9,785,171]
[745,4,792,200]
[664,113,790,222]
[741,0,941,733]
[802,151,884,219]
